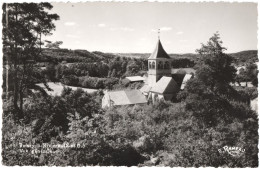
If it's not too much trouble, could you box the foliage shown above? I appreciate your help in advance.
[2,86,258,167]
[2,3,59,118]
[235,62,258,87]
[171,58,195,68]
[231,50,258,65]
[2,9,258,167]
[178,33,255,125]
[45,41,63,49]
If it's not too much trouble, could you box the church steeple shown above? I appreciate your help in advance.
[147,37,171,86]
[148,39,171,59]
[158,29,160,39]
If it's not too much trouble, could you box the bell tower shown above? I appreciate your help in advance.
[147,30,171,86]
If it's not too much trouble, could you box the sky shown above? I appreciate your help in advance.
[45,2,257,54]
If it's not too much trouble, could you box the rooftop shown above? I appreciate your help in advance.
[150,76,179,94]
[126,76,145,82]
[140,84,152,94]
[107,89,147,106]
[148,39,171,60]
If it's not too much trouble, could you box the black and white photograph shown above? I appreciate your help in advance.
[1,0,259,167]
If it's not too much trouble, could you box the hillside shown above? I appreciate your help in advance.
[37,48,118,63]
[116,53,199,60]
[116,51,258,64]
[229,50,258,65]
[116,50,258,65]
[37,48,257,65]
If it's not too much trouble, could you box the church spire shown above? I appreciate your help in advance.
[158,29,160,39]
[148,37,170,59]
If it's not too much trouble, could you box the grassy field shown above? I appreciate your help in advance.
[36,82,98,96]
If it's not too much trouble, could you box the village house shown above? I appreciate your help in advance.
[102,90,147,108]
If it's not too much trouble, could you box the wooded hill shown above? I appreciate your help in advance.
[230,50,258,65]
[38,48,258,65]
[115,50,259,65]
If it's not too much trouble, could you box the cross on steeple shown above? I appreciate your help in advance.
[158,29,160,39]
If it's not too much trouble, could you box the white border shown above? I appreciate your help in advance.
[0,0,259,169]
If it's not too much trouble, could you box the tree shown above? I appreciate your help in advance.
[245,63,258,86]
[195,32,236,95]
[44,63,57,82]
[110,69,116,78]
[235,63,258,86]
[45,40,63,49]
[235,68,249,85]
[126,61,140,76]
[173,34,258,167]
[2,3,59,118]
[178,32,244,126]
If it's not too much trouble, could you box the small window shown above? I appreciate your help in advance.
[164,61,169,69]
[152,62,155,69]
[158,61,163,69]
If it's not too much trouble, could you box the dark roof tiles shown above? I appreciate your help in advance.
[148,39,171,59]
[150,76,179,94]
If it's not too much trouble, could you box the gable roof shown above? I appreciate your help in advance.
[126,76,145,82]
[150,76,179,94]
[140,84,152,94]
[124,90,147,104]
[230,82,254,87]
[148,39,171,59]
[107,90,147,106]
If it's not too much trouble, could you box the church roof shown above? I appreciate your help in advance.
[107,90,147,106]
[148,39,171,59]
[150,76,179,94]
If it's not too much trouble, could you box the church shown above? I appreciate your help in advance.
[102,37,193,108]
[140,39,180,103]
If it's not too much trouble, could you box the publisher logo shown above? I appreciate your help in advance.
[218,146,245,157]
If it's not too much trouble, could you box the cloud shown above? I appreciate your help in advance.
[160,27,172,31]
[176,31,184,35]
[179,39,197,43]
[64,22,76,26]
[66,34,80,39]
[180,39,188,42]
[151,27,172,32]
[110,27,134,32]
[121,27,134,31]
[98,23,106,27]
